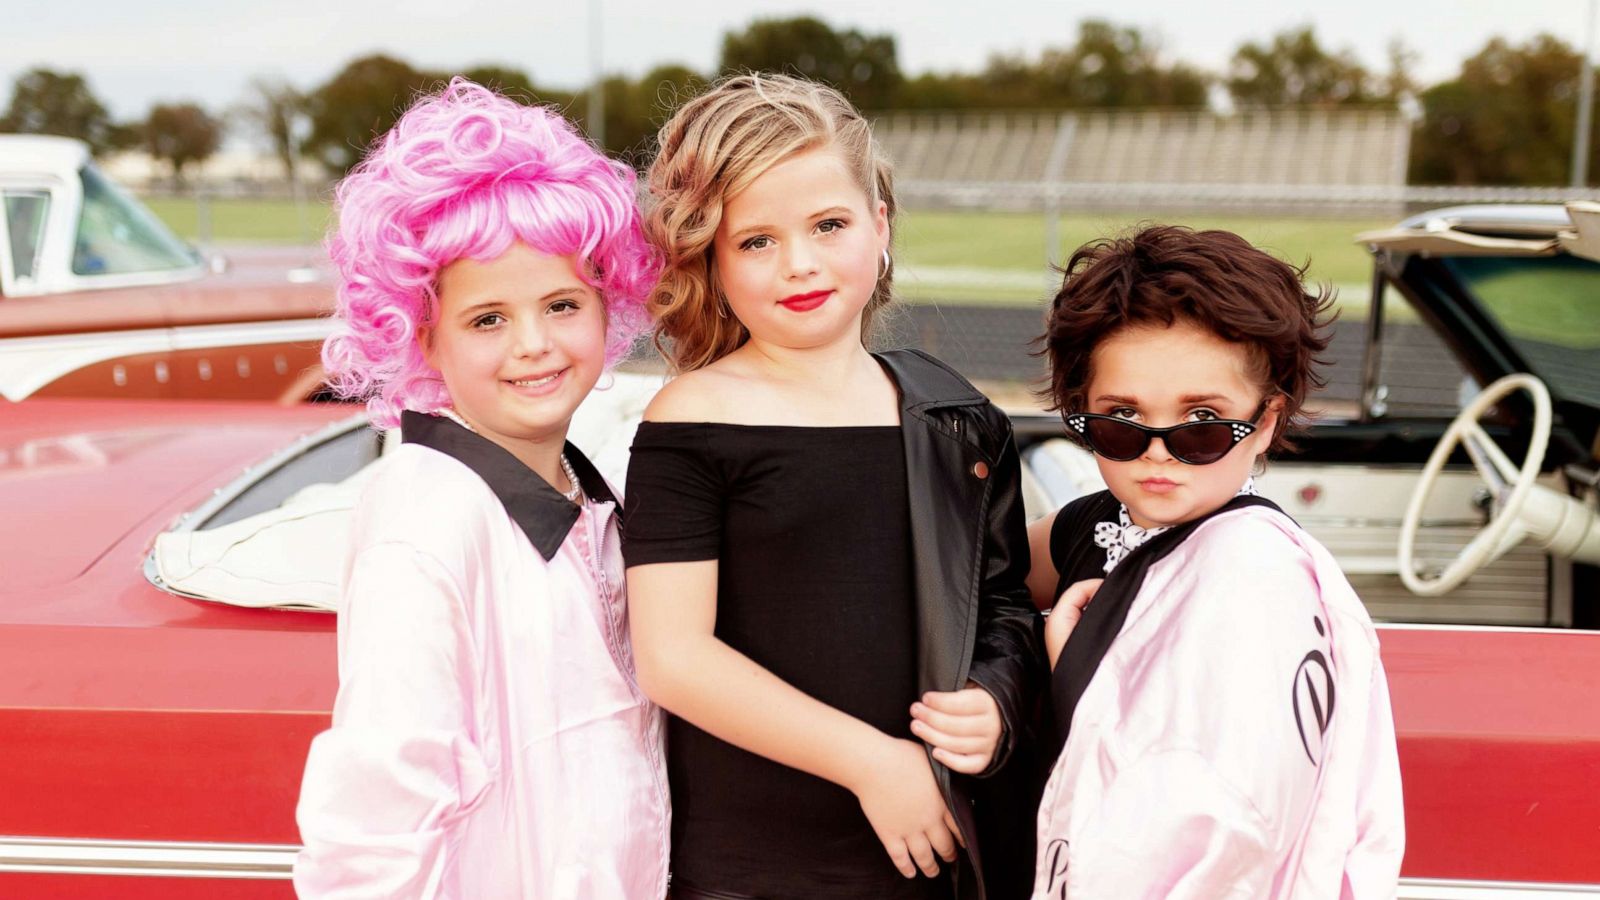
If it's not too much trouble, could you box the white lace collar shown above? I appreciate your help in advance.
[1095,478,1258,574]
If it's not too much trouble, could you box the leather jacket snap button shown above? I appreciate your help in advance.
[972,461,989,479]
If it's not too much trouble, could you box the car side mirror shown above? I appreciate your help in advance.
[1562,201,1600,263]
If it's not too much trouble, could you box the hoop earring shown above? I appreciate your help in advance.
[594,371,616,392]
[878,248,892,281]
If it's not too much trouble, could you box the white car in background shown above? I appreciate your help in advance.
[0,134,332,403]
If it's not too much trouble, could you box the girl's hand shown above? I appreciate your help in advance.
[1046,578,1103,669]
[851,736,962,878]
[910,683,1003,775]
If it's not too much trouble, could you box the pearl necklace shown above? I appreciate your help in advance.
[557,452,583,503]
[436,408,582,503]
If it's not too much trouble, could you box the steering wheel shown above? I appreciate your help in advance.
[1398,373,1553,596]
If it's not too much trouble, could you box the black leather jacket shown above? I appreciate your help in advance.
[876,349,1046,900]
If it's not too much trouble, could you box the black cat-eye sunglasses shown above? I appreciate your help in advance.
[1064,403,1269,465]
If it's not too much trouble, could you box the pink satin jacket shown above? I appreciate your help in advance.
[294,432,670,899]
[1034,505,1404,899]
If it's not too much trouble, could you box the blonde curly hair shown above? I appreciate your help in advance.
[644,72,898,373]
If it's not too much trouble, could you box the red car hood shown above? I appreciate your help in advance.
[0,398,354,595]
[0,398,353,849]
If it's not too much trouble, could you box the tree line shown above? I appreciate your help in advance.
[3,16,1596,187]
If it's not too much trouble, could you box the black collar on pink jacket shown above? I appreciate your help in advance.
[401,410,618,561]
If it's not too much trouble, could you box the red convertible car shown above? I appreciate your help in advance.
[0,204,1597,898]
[0,135,332,403]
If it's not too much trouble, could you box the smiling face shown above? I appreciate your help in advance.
[711,146,889,353]
[1085,319,1279,528]
[419,242,607,465]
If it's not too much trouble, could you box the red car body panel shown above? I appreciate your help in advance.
[1383,626,1600,884]
[0,401,345,895]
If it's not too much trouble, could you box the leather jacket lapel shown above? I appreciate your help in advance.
[876,349,1002,900]
[876,350,994,696]
[901,402,990,696]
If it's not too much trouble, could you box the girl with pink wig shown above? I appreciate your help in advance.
[293,79,669,898]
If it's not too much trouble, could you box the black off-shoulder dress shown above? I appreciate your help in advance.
[624,421,948,900]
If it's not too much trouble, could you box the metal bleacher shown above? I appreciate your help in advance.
[873,108,1414,215]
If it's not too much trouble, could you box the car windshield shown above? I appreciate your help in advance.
[72,164,199,276]
[1443,254,1600,409]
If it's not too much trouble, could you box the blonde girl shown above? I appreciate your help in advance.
[622,74,1043,900]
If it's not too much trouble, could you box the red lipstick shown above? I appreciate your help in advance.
[779,289,832,312]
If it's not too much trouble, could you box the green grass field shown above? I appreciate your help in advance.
[144,196,332,246]
[897,210,1384,307]
[144,197,1385,308]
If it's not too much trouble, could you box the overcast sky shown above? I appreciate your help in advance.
[3,0,1593,123]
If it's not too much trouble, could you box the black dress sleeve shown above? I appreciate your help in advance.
[621,422,725,567]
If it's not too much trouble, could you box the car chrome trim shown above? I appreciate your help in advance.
[1394,203,1574,234]
[0,836,295,879]
[0,317,336,401]
[179,412,371,534]
[54,264,206,295]
[1379,621,1600,635]
[0,841,1594,893]
[1359,262,1389,421]
[1399,877,1600,899]
[141,412,372,601]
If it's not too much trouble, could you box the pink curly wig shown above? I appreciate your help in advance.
[321,78,659,428]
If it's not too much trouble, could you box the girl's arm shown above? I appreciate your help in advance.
[1025,509,1061,611]
[629,560,962,879]
[295,544,486,900]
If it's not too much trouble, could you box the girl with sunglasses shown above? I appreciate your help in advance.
[1024,225,1404,898]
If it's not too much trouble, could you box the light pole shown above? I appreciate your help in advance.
[1574,0,1597,187]
[588,0,606,149]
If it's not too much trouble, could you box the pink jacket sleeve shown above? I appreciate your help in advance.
[294,544,491,899]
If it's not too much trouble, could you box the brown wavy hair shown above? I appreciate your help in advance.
[643,72,897,373]
[1037,224,1336,452]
